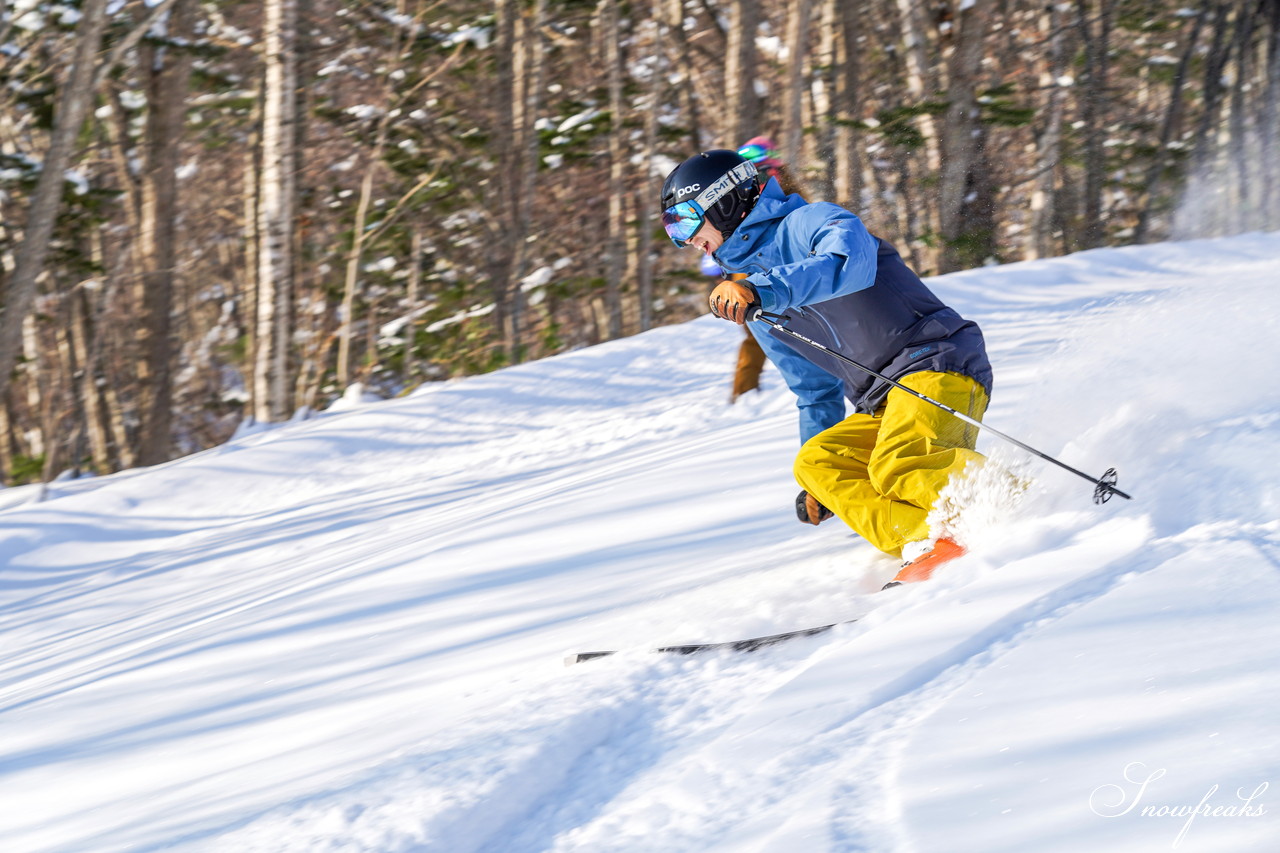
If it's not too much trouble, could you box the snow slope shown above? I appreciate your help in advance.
[3,233,1279,853]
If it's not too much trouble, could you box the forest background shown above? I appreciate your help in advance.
[0,0,1277,485]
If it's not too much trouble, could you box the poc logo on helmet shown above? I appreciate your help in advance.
[676,183,701,198]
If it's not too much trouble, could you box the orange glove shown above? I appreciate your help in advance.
[795,490,834,525]
[709,279,761,324]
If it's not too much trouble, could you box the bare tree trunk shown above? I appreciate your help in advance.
[1263,0,1280,229]
[1030,2,1069,259]
[69,285,112,472]
[831,0,863,211]
[896,152,923,270]
[1075,0,1113,249]
[290,0,314,404]
[100,89,144,239]
[1228,1,1258,234]
[135,0,193,466]
[242,98,261,417]
[255,0,299,422]
[895,0,943,271]
[89,229,136,469]
[637,13,662,333]
[811,0,836,199]
[404,228,422,379]
[602,0,625,339]
[490,0,520,362]
[50,317,80,480]
[662,0,705,149]
[1134,1,1209,243]
[895,0,942,173]
[0,401,13,482]
[100,292,136,466]
[938,0,991,271]
[1190,1,1237,173]
[337,128,384,388]
[0,0,111,409]
[23,315,46,468]
[512,0,545,348]
[726,0,762,142]
[782,0,813,169]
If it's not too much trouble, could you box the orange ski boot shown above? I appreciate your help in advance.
[882,538,966,589]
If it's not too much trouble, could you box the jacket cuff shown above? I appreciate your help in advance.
[747,275,783,313]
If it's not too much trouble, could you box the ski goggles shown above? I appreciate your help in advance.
[662,160,757,247]
[661,201,706,246]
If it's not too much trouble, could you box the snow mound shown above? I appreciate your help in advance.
[2,233,1279,852]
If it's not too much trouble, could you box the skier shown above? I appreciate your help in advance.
[736,135,799,194]
[724,136,792,403]
[661,149,994,585]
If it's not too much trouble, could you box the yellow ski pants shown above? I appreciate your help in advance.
[793,371,988,558]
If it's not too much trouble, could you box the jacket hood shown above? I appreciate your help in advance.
[714,178,808,268]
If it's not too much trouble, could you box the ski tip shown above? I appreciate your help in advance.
[564,650,617,666]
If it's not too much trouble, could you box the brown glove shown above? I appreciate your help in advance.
[795,490,834,525]
[709,279,761,325]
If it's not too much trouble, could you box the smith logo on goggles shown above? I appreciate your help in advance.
[662,160,757,247]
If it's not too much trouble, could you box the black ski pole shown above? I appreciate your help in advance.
[750,310,1132,504]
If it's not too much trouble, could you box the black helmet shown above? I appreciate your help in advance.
[660,150,760,244]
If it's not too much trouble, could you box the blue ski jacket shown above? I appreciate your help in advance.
[714,179,993,444]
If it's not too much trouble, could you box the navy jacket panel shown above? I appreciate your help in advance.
[717,182,993,435]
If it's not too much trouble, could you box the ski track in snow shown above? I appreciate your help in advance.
[2,234,1280,852]
[531,519,1151,853]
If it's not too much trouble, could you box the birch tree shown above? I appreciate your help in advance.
[254,0,299,422]
[513,0,545,348]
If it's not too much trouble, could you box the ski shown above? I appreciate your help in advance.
[564,620,855,666]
